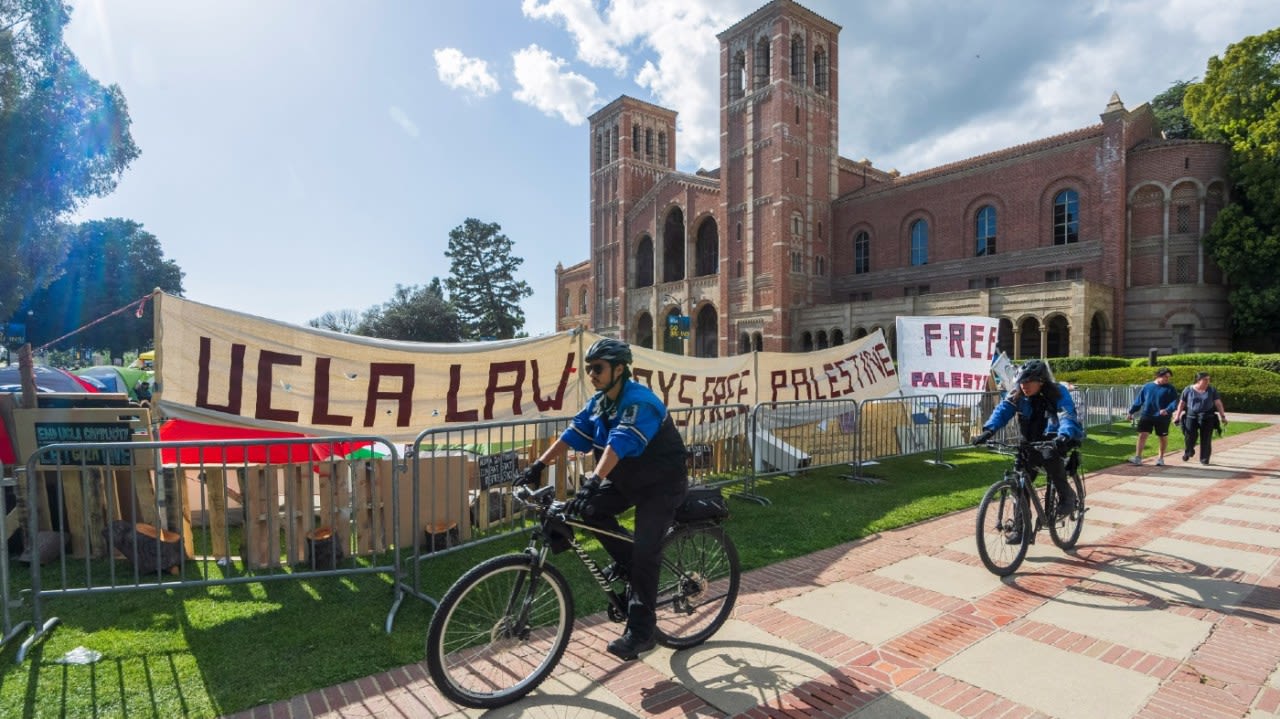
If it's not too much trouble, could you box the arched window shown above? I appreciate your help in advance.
[663,207,685,282]
[754,36,770,90]
[578,288,588,314]
[910,219,929,266]
[790,33,806,83]
[636,313,654,350]
[632,124,640,154]
[562,289,570,315]
[695,305,718,358]
[976,205,997,256]
[854,230,870,274]
[732,50,747,100]
[634,235,654,288]
[657,131,667,165]
[645,128,653,161]
[813,46,828,95]
[752,332,763,352]
[1054,189,1079,245]
[791,213,803,236]
[695,219,719,276]
[594,134,602,169]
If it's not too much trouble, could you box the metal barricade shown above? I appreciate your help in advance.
[15,434,401,661]
[750,398,862,483]
[936,391,1006,465]
[669,403,759,502]
[2,466,30,653]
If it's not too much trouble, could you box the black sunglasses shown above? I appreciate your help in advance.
[586,362,610,376]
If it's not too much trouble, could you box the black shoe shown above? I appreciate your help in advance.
[601,562,629,584]
[607,630,656,661]
[1200,459,1210,465]
[1056,496,1078,518]
[1183,450,1192,461]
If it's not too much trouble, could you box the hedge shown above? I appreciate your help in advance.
[1060,365,1280,413]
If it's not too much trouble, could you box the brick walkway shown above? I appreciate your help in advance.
[225,420,1280,719]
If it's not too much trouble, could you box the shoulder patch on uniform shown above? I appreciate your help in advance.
[620,404,639,425]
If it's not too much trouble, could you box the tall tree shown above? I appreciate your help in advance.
[0,0,140,321]
[23,219,184,360]
[355,280,462,342]
[309,309,362,334]
[1184,27,1280,345]
[1150,80,1199,140]
[444,218,533,340]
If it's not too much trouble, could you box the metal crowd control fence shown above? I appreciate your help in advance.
[1074,384,1142,433]
[13,434,402,661]
[751,399,861,482]
[394,406,758,611]
[2,466,29,654]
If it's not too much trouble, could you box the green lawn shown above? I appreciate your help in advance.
[0,420,1265,717]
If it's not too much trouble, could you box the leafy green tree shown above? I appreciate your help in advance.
[0,0,140,321]
[22,219,184,360]
[309,309,362,334]
[1150,80,1198,140]
[444,218,533,340]
[355,280,462,342]
[1185,27,1280,344]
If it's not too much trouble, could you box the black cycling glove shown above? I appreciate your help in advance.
[515,460,546,487]
[972,429,995,446]
[566,473,602,517]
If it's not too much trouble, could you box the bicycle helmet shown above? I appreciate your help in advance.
[585,338,632,366]
[1016,359,1052,384]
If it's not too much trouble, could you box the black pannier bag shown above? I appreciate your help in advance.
[674,486,730,523]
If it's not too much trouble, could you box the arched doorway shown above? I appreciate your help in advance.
[695,305,718,357]
[1089,312,1107,356]
[832,329,844,346]
[663,307,683,355]
[1018,317,1041,359]
[695,218,719,277]
[635,312,654,350]
[801,332,814,352]
[998,318,1014,357]
[1046,315,1070,357]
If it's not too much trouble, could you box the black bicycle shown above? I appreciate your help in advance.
[973,439,1086,576]
[424,483,741,709]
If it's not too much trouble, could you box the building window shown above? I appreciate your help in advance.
[594,134,602,169]
[790,33,806,83]
[904,285,930,297]
[976,205,997,256]
[910,219,929,266]
[791,251,803,273]
[632,124,640,154]
[1065,267,1083,280]
[986,276,1000,288]
[754,36,770,90]
[795,106,800,124]
[732,50,747,99]
[969,276,1000,289]
[658,131,667,165]
[563,289,571,315]
[814,256,826,275]
[645,128,653,161]
[1176,204,1191,233]
[854,230,870,274]
[1175,255,1194,283]
[1045,269,1062,282]
[792,214,803,236]
[1053,189,1080,245]
[795,159,800,178]
[579,288,588,314]
[814,47,828,95]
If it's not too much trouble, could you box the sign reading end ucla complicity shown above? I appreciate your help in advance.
[152,292,900,442]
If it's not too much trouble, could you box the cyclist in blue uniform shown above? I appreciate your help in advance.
[973,359,1084,532]
[519,338,688,661]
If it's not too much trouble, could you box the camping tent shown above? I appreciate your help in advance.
[74,366,153,402]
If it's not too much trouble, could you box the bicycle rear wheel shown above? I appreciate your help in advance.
[425,554,574,709]
[976,478,1029,576]
[1049,469,1086,550]
[654,524,740,648]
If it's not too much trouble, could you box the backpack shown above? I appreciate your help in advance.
[674,486,730,523]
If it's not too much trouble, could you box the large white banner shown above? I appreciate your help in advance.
[153,292,901,441]
[895,316,999,396]
[155,293,586,442]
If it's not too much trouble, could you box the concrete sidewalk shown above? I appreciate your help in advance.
[228,419,1280,719]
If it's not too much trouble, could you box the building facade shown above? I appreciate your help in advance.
[555,0,1231,359]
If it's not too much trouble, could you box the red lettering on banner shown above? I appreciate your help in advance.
[446,364,478,422]
[923,323,943,356]
[196,337,245,415]
[312,358,354,426]
[532,353,575,411]
[364,363,414,426]
[256,350,302,422]
[485,361,524,419]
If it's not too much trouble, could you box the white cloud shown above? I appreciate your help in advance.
[511,44,601,125]
[521,0,628,73]
[433,47,500,98]
[388,105,419,138]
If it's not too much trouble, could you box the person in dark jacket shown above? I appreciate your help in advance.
[1173,371,1228,465]
[1126,367,1179,466]
[973,359,1085,542]
[518,338,688,661]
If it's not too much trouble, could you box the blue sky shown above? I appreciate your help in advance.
[64,0,1280,336]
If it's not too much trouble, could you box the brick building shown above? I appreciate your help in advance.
[555,0,1231,359]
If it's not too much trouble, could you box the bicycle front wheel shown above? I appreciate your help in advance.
[425,554,574,709]
[654,524,741,648]
[1049,469,1086,550]
[976,479,1029,576]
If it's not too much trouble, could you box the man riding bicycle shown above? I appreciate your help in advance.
[973,359,1084,541]
[518,338,689,661]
